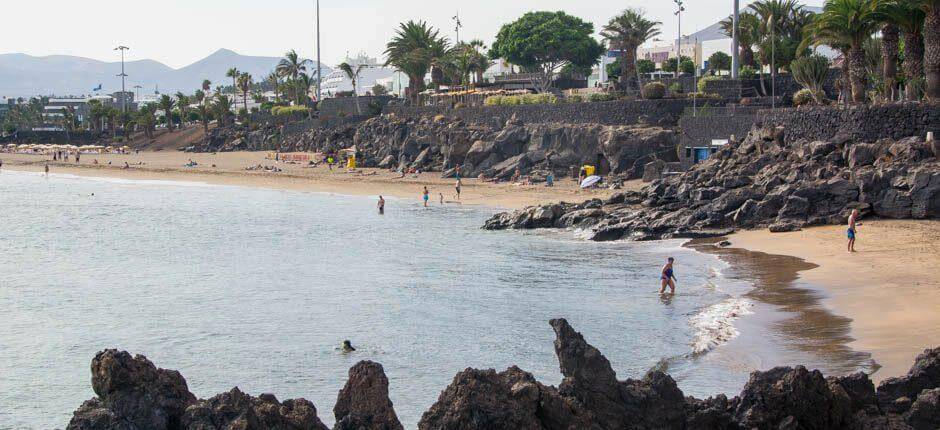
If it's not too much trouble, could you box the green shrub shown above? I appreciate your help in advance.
[566,94,584,103]
[791,55,831,94]
[739,66,757,79]
[697,76,722,93]
[792,88,825,106]
[642,82,667,99]
[484,95,503,106]
[686,92,721,99]
[668,82,682,94]
[271,105,311,116]
[587,92,613,102]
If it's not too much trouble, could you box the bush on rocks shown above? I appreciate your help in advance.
[793,88,826,106]
[642,82,666,99]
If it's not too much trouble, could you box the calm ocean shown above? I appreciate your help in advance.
[0,170,859,428]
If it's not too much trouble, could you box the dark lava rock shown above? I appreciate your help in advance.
[733,366,852,429]
[182,387,328,430]
[67,349,196,430]
[334,361,404,430]
[906,388,940,429]
[878,347,940,413]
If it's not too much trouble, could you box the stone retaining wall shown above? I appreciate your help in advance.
[383,98,730,128]
[678,107,760,168]
[319,96,394,118]
[758,103,940,143]
[0,130,101,145]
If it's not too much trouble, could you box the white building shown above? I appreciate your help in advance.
[320,53,398,98]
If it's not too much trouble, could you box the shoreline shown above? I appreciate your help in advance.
[0,151,622,210]
[4,152,939,382]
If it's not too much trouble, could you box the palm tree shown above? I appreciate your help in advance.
[804,0,884,103]
[749,0,809,93]
[158,94,176,131]
[194,89,206,106]
[136,106,156,139]
[385,21,449,101]
[338,62,368,114]
[276,50,311,104]
[212,94,233,126]
[884,0,928,99]
[226,68,240,98]
[720,12,764,68]
[266,72,280,102]
[201,80,212,105]
[916,0,940,99]
[601,8,662,92]
[466,40,492,85]
[195,103,212,133]
[237,72,252,114]
[175,92,190,128]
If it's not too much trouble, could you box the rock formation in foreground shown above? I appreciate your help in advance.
[67,320,940,429]
[484,127,940,241]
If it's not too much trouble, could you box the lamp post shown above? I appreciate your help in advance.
[315,0,322,103]
[768,14,775,109]
[114,45,129,113]
[453,12,462,44]
[133,85,142,102]
[731,0,740,78]
[674,0,685,79]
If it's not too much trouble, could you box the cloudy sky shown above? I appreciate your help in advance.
[4,0,824,68]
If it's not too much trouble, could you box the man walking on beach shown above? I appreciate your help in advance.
[455,178,461,201]
[423,186,430,207]
[44,164,49,176]
[377,196,385,215]
[847,209,861,253]
[660,257,677,295]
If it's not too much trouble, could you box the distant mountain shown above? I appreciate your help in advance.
[0,49,330,98]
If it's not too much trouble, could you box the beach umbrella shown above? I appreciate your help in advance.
[580,175,602,189]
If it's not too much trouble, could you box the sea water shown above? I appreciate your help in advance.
[0,170,859,429]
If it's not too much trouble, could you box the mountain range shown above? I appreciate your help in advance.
[0,49,330,98]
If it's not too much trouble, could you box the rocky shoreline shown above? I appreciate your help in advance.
[67,318,940,430]
[484,126,940,240]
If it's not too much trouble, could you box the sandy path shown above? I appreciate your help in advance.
[729,221,940,380]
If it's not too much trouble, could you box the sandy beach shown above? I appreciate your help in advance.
[3,150,939,381]
[0,151,621,210]
[729,221,940,380]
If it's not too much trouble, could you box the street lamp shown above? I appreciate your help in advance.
[453,12,463,44]
[732,0,740,78]
[674,0,685,79]
[315,0,322,103]
[767,14,775,109]
[114,46,129,113]
[133,85,142,102]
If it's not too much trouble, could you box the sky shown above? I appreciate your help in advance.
[3,0,824,68]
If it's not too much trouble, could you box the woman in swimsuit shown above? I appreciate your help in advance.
[660,257,677,294]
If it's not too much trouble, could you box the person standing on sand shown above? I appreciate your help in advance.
[422,186,430,207]
[377,195,385,215]
[659,257,677,294]
[847,209,861,253]
[455,178,462,201]
[439,193,444,204]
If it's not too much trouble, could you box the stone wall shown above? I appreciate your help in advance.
[383,98,729,128]
[678,107,761,168]
[319,96,395,118]
[758,103,940,143]
[0,130,100,145]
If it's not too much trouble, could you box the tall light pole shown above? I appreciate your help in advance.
[315,0,322,103]
[114,46,129,113]
[768,14,775,109]
[133,85,142,102]
[453,12,462,44]
[731,0,740,78]
[674,0,685,78]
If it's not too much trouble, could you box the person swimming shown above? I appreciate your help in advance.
[659,257,677,294]
[341,340,356,353]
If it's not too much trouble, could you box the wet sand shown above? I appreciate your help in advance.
[727,221,940,381]
[0,151,624,210]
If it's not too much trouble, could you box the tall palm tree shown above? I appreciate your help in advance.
[201,80,212,105]
[194,89,206,106]
[175,92,190,128]
[212,94,233,126]
[601,8,662,92]
[914,0,938,99]
[338,62,368,114]
[237,72,252,114]
[158,94,176,131]
[195,103,211,133]
[385,21,448,101]
[226,68,240,98]
[879,0,925,100]
[750,0,809,92]
[266,72,281,102]
[276,50,311,104]
[804,0,884,103]
[136,106,156,139]
[466,40,492,85]
[721,12,762,68]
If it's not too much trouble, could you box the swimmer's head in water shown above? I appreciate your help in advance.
[667,257,674,263]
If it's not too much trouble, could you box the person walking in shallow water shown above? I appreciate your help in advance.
[422,186,430,207]
[659,257,677,294]
[377,195,385,215]
[847,209,861,253]
[44,164,49,176]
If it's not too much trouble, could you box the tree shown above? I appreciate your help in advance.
[136,106,156,139]
[371,84,389,96]
[489,11,605,92]
[882,0,927,99]
[276,50,311,104]
[384,21,449,100]
[212,94,233,126]
[266,72,281,102]
[916,0,940,99]
[791,54,832,103]
[194,89,206,106]
[750,0,813,93]
[157,94,176,131]
[600,8,662,92]
[338,62,367,114]
[637,59,656,74]
[237,73,252,114]
[195,103,212,133]
[720,12,762,68]
[805,0,884,103]
[175,92,190,128]
[663,56,695,75]
[450,40,491,86]
[226,68,240,98]
[708,51,733,74]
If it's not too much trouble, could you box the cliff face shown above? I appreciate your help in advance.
[484,127,940,240]
[67,319,940,430]
[195,114,679,181]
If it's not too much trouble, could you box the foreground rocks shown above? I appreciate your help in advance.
[68,321,940,429]
[485,127,940,240]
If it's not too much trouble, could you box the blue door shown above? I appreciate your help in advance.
[694,147,710,163]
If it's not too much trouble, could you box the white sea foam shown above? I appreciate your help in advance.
[689,297,755,355]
